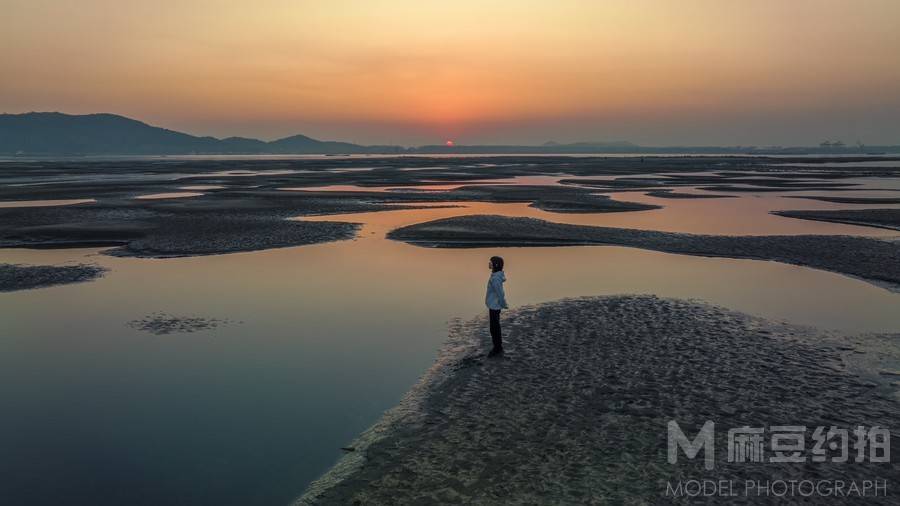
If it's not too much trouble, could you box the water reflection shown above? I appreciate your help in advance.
[179,185,226,191]
[302,197,899,237]
[0,198,96,208]
[2,191,900,506]
[602,192,900,236]
[134,192,204,200]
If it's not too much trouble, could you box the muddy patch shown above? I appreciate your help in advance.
[0,263,106,292]
[788,196,900,205]
[774,208,900,232]
[645,189,736,199]
[126,312,241,335]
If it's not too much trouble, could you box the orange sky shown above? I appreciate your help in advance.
[3,0,900,145]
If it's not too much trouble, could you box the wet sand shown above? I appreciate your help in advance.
[298,295,900,504]
[387,215,900,290]
[788,196,900,205]
[105,216,360,258]
[644,189,736,199]
[0,262,105,291]
[774,209,900,232]
[0,198,371,257]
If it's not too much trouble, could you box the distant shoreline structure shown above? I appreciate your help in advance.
[2,112,899,156]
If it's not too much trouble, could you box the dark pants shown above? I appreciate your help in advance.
[489,309,502,352]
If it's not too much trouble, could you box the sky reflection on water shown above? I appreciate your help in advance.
[1,186,900,505]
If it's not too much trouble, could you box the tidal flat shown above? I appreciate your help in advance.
[3,155,900,505]
[2,155,898,266]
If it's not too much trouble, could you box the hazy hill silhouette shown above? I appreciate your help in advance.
[0,112,220,154]
[268,134,375,154]
[0,112,399,155]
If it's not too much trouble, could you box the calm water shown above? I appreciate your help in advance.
[2,178,900,505]
[0,198,96,208]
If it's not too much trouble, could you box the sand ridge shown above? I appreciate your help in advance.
[774,208,900,232]
[387,214,900,291]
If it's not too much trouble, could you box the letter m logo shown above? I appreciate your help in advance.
[668,420,715,470]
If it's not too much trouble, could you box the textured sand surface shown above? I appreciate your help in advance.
[0,262,106,292]
[299,296,900,505]
[644,189,736,199]
[126,312,241,335]
[788,196,900,205]
[3,156,899,258]
[774,209,900,232]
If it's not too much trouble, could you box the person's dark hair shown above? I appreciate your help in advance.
[490,256,504,272]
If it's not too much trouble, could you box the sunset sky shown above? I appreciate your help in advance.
[3,0,900,146]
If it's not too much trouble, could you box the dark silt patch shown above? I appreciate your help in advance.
[528,194,660,213]
[0,196,372,257]
[788,196,900,205]
[561,172,868,193]
[297,296,900,504]
[773,208,900,232]
[0,263,106,292]
[441,185,661,213]
[644,189,737,199]
[104,216,359,258]
[127,312,241,335]
[697,184,859,193]
[387,214,900,290]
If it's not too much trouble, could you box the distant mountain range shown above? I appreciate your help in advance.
[1,112,898,155]
[0,113,402,155]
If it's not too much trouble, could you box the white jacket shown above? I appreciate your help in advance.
[485,271,508,310]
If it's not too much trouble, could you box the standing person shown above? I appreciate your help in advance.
[485,256,508,357]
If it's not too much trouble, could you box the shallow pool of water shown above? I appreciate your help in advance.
[2,180,900,506]
[179,185,227,191]
[0,198,96,208]
[0,193,900,505]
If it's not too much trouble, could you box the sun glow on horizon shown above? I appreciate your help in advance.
[3,0,900,145]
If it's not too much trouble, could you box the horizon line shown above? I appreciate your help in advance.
[3,111,895,151]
